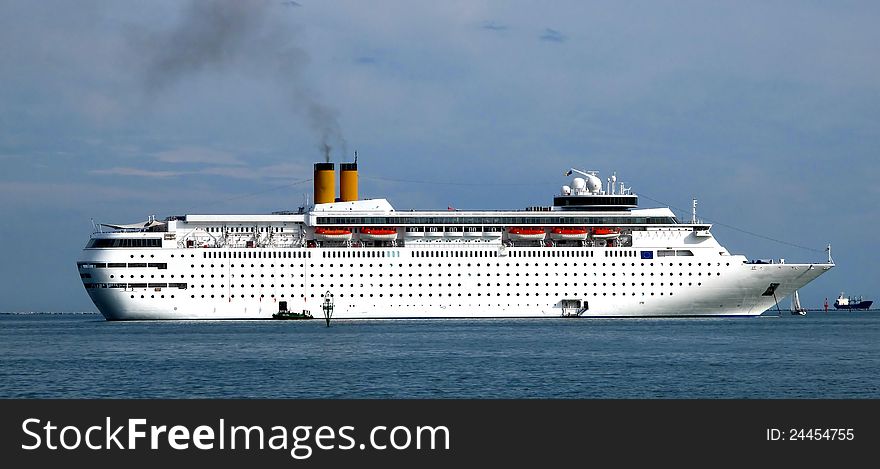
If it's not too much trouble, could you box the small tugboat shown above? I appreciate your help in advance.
[272,301,314,320]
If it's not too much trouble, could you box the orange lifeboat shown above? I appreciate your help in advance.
[314,227,352,241]
[359,227,398,241]
[549,227,589,241]
[507,227,546,241]
[590,227,621,239]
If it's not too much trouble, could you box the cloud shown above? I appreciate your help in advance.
[90,167,186,178]
[198,161,310,179]
[153,146,243,165]
[481,21,507,32]
[0,181,140,207]
[197,166,258,179]
[87,160,311,181]
[539,28,566,43]
[76,92,125,126]
[355,56,378,65]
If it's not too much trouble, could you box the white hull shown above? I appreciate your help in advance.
[80,246,831,320]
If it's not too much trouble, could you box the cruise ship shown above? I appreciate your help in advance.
[77,161,833,320]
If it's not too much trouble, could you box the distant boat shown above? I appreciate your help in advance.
[272,310,313,320]
[833,293,873,311]
[790,290,807,316]
[271,301,314,320]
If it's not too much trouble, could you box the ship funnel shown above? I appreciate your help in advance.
[340,162,358,202]
[313,162,336,205]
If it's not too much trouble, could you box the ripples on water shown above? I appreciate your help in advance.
[1,313,877,398]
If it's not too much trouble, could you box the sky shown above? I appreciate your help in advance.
[1,0,878,311]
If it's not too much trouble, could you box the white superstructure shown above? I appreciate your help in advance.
[77,162,833,320]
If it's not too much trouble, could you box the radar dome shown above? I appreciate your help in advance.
[561,185,571,195]
[572,178,586,191]
[584,174,602,193]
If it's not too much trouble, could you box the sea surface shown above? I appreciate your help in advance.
[1,312,878,398]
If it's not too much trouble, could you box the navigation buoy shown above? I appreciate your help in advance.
[322,291,334,327]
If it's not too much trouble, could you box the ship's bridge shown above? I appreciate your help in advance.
[552,194,638,211]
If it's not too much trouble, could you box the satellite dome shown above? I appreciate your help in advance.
[584,174,602,193]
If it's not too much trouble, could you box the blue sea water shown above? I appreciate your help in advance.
[1,312,877,398]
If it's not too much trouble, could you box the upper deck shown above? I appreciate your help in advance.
[309,203,682,227]
[85,165,715,250]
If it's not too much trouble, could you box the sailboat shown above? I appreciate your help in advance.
[790,290,807,316]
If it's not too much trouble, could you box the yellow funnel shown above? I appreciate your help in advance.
[340,162,358,202]
[313,163,335,204]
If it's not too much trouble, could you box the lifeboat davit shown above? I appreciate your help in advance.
[591,227,621,239]
[359,227,397,241]
[314,227,352,241]
[549,227,589,241]
[507,227,546,241]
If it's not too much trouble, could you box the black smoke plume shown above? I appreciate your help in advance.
[131,0,345,162]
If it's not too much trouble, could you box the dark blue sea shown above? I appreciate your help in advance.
[1,312,878,398]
